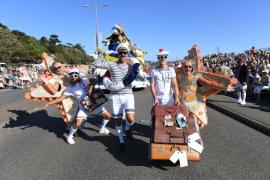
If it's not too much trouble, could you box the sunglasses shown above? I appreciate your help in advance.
[158,55,168,59]
[118,51,128,55]
[185,65,193,69]
[69,73,79,78]
[54,66,62,70]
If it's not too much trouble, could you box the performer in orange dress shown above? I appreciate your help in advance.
[176,45,237,132]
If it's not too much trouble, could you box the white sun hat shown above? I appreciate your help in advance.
[68,69,80,75]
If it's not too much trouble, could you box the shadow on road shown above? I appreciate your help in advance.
[79,119,176,169]
[87,115,153,139]
[2,109,175,169]
[3,109,66,139]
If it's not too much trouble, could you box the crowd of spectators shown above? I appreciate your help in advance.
[0,65,43,89]
[202,47,270,102]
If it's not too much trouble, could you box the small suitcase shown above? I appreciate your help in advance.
[150,105,200,161]
[81,88,108,112]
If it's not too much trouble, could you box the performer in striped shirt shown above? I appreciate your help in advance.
[93,43,139,154]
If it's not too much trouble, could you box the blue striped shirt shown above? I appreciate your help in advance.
[93,57,133,94]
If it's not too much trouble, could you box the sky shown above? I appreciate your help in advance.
[1,0,270,61]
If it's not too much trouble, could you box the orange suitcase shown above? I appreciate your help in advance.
[149,142,200,161]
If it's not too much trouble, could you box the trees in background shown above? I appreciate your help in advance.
[0,23,94,65]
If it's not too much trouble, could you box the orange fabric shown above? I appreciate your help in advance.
[198,77,223,89]
[201,89,221,101]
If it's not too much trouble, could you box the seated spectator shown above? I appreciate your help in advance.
[253,74,262,102]
[253,70,270,102]
[260,70,270,87]
[263,59,270,73]
[228,69,234,78]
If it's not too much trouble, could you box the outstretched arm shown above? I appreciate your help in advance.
[88,84,93,95]
[198,76,225,90]
[44,94,68,109]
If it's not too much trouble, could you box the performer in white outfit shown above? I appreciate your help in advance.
[150,48,180,106]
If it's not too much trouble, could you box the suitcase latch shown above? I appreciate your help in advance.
[187,147,193,153]
[158,146,164,152]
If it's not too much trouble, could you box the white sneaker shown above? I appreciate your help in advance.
[99,127,110,134]
[237,98,242,104]
[240,101,246,105]
[66,136,75,144]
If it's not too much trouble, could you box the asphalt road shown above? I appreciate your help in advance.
[0,88,269,180]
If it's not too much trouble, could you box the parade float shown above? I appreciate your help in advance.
[94,23,149,89]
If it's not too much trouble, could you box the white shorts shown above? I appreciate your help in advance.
[235,82,247,91]
[109,94,135,118]
[158,97,174,105]
[76,104,107,120]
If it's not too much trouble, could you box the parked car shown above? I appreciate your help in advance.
[131,76,150,89]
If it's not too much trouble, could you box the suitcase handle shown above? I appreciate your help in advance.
[170,144,181,152]
[165,109,179,116]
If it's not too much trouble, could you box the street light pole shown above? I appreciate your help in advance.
[94,4,99,48]
[83,3,110,49]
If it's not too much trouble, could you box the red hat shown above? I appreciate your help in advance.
[157,48,169,56]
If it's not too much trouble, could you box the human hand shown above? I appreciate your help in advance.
[125,57,132,64]
[153,97,159,105]
[44,103,50,109]
[40,75,48,84]
[137,70,146,80]
[174,98,180,106]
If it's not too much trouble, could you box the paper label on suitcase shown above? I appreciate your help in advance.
[179,151,188,168]
[188,140,204,154]
[188,132,201,142]
[176,118,186,128]
[169,150,188,167]
[170,150,180,164]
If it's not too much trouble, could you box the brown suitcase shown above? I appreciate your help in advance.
[150,105,200,161]
[149,143,200,161]
[151,105,196,144]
